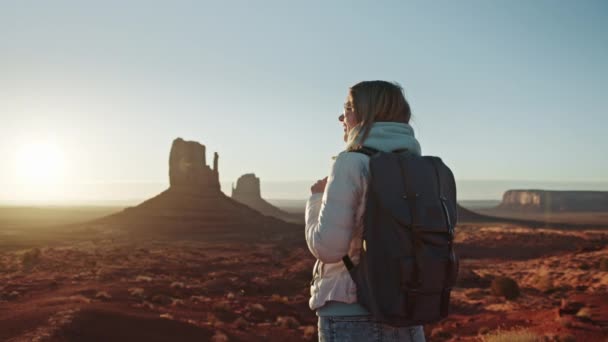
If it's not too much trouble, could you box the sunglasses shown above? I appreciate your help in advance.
[339,103,353,122]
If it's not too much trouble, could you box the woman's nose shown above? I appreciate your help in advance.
[338,114,344,122]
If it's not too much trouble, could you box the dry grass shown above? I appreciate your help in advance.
[481,328,540,342]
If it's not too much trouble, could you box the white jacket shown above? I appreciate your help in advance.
[305,122,421,311]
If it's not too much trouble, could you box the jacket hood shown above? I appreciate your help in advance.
[346,122,422,155]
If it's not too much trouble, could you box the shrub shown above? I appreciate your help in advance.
[490,276,520,300]
[21,248,42,269]
[556,334,576,342]
[532,274,555,293]
[233,317,249,329]
[151,294,172,306]
[276,316,299,329]
[600,258,608,272]
[95,291,112,301]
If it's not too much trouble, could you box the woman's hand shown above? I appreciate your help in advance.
[310,177,328,194]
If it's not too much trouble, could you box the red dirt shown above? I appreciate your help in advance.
[0,224,606,341]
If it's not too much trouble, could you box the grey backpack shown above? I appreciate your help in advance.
[342,146,459,327]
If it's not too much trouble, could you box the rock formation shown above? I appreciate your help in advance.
[231,174,303,224]
[232,174,261,199]
[96,138,300,240]
[499,190,608,212]
[169,138,220,192]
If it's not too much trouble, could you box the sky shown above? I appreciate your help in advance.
[1,0,607,203]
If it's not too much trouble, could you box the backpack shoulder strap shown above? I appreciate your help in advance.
[426,156,455,234]
[350,146,380,157]
[351,146,410,156]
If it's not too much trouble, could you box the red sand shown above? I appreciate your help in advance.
[0,224,606,341]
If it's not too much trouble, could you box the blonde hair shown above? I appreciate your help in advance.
[345,80,412,151]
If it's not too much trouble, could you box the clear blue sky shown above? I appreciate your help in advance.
[1,1,607,202]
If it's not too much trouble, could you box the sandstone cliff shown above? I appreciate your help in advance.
[168,138,220,192]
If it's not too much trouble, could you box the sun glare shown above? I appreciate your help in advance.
[15,142,66,185]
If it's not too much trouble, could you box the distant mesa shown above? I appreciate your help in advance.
[231,173,303,224]
[95,138,300,240]
[499,190,608,212]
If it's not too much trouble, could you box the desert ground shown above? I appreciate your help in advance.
[0,206,607,342]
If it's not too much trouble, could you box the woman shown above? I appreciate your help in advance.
[305,81,426,342]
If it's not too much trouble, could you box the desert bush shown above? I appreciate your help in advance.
[128,287,145,298]
[246,303,266,313]
[135,275,153,282]
[600,258,608,272]
[151,294,172,305]
[481,328,540,342]
[490,276,520,300]
[170,281,184,289]
[556,316,575,328]
[212,300,236,322]
[531,274,555,293]
[233,317,249,329]
[21,248,42,269]
[276,315,300,329]
[270,294,289,303]
[301,325,316,340]
[211,331,229,342]
[556,334,576,342]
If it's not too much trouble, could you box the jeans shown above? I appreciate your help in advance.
[318,316,426,342]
